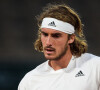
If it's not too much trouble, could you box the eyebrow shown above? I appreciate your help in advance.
[41,31,62,38]
[41,30,62,34]
[51,32,62,37]
[41,31,46,33]
[51,32,62,35]
[41,31,48,36]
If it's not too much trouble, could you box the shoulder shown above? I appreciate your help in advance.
[82,53,100,62]
[79,53,100,61]
[76,53,100,67]
[21,60,48,80]
[18,61,48,90]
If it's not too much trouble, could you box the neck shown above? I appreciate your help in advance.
[49,46,72,71]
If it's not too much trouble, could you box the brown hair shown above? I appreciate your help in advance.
[34,3,88,57]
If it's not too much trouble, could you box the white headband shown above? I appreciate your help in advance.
[41,17,75,34]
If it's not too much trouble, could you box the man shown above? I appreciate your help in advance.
[18,4,100,90]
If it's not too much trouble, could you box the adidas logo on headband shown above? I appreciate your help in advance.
[48,21,56,27]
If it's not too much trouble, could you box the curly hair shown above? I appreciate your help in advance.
[34,3,88,57]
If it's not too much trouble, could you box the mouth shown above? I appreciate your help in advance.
[45,48,55,54]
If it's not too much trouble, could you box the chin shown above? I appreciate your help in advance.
[45,55,60,61]
[45,55,56,60]
[45,56,54,60]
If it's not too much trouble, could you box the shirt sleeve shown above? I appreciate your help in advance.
[95,57,100,89]
[18,73,30,90]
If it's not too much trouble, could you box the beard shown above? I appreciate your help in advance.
[44,42,68,61]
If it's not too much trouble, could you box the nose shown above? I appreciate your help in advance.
[46,36,53,46]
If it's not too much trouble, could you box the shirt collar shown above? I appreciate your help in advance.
[43,56,76,73]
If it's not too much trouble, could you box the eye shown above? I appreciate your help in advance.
[41,31,48,37]
[52,33,62,38]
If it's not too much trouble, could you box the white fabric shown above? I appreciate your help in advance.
[41,17,75,34]
[18,53,100,90]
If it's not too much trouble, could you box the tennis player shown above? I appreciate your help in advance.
[18,3,100,90]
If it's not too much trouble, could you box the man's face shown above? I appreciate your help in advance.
[41,28,71,60]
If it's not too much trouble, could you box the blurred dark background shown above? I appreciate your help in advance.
[0,0,100,90]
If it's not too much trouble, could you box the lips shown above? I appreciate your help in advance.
[46,48,54,51]
[44,47,55,54]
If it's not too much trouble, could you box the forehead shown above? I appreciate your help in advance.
[41,28,68,35]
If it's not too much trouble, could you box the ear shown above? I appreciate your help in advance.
[68,34,75,44]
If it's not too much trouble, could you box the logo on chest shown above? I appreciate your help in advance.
[75,70,85,77]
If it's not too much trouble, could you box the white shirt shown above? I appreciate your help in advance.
[18,53,100,90]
